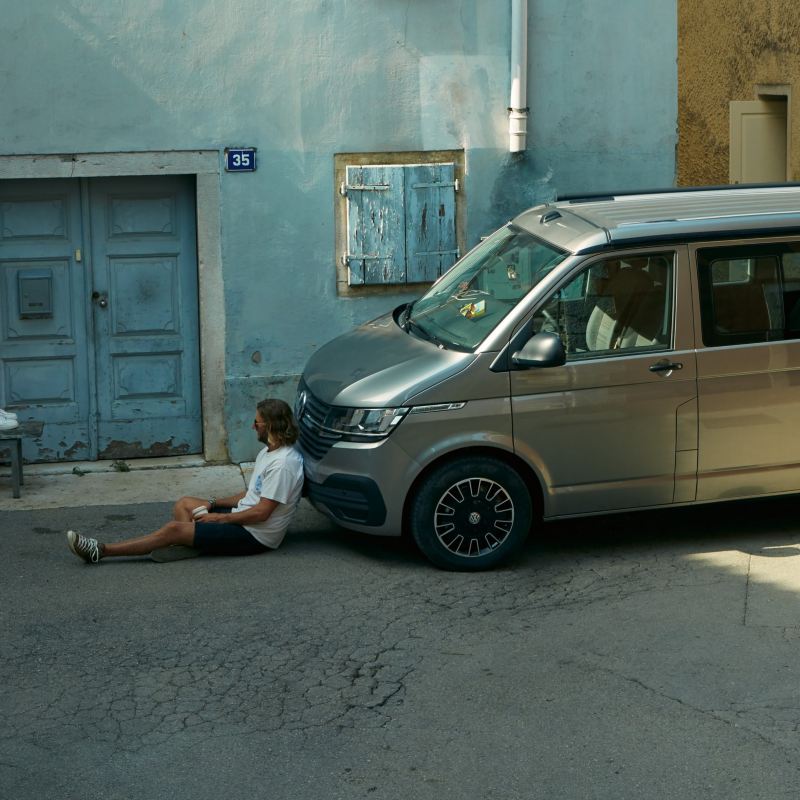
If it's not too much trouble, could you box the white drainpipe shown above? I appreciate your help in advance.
[509,0,528,152]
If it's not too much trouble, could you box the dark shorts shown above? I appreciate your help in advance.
[192,508,269,556]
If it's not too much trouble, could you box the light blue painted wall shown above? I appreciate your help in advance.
[0,1,677,461]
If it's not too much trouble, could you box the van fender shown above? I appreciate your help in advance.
[510,437,557,513]
[397,431,550,524]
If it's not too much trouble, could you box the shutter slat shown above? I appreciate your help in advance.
[345,165,406,285]
[405,163,457,282]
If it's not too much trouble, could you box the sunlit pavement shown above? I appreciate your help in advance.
[0,456,248,511]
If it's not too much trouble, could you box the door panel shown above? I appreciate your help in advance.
[0,180,92,461]
[89,177,201,459]
[730,99,788,184]
[693,241,800,501]
[696,343,800,500]
[513,354,697,515]
[511,248,698,516]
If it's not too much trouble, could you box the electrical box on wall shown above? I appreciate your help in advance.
[18,269,54,319]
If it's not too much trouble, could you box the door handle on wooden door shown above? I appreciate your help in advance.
[91,291,108,309]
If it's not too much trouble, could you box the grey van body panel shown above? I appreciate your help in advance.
[511,347,698,516]
[305,397,518,537]
[406,352,509,404]
[393,397,515,469]
[303,437,414,536]
[302,310,475,407]
[512,207,607,252]
[694,340,800,500]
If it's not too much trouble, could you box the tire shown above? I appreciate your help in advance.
[409,456,533,571]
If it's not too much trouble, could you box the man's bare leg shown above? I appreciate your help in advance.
[173,496,209,522]
[100,520,196,558]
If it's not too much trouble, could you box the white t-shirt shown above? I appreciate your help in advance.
[235,445,304,549]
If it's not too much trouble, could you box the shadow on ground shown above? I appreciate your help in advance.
[304,492,800,570]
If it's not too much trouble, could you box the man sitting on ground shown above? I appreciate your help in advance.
[66,398,304,564]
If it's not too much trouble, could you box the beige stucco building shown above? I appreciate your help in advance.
[678,0,800,185]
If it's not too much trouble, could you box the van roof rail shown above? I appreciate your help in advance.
[557,182,800,203]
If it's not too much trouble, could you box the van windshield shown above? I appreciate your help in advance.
[406,225,568,350]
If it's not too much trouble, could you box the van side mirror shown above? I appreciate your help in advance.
[511,331,567,368]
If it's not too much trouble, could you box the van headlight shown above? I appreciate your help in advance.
[325,406,410,440]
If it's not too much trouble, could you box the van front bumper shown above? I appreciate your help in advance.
[305,473,387,527]
[300,435,417,537]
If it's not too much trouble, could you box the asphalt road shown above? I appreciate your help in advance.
[3,496,800,799]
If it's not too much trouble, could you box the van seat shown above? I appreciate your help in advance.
[585,267,664,351]
[712,283,768,333]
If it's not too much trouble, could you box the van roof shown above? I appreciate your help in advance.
[512,184,800,253]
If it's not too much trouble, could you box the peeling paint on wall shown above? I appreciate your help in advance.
[99,439,191,460]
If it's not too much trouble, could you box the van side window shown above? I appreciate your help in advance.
[533,253,674,359]
[697,244,800,346]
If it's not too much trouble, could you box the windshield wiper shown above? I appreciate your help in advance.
[405,317,441,347]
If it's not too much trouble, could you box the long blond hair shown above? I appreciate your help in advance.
[256,398,299,448]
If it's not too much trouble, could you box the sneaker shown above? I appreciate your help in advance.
[66,530,102,564]
[150,545,201,562]
[0,409,18,420]
[0,412,18,431]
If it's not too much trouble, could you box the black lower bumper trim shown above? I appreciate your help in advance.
[306,474,387,526]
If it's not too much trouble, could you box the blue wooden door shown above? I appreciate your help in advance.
[88,177,202,459]
[0,176,202,462]
[0,179,93,460]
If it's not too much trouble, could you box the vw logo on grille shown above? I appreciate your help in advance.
[295,390,308,422]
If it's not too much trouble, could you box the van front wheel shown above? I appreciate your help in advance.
[409,457,532,571]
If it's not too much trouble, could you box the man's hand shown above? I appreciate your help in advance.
[196,513,229,524]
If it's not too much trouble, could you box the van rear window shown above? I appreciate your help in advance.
[697,243,800,347]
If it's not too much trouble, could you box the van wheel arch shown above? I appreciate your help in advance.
[403,447,544,532]
[403,447,542,571]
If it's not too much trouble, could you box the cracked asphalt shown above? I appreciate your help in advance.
[3,495,800,799]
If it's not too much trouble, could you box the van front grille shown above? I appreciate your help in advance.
[295,383,342,462]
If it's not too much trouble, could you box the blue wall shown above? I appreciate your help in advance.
[0,1,677,461]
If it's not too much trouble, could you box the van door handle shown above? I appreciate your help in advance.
[649,359,683,373]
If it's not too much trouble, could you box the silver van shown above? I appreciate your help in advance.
[296,185,800,570]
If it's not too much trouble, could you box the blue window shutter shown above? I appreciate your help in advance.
[345,165,406,285]
[405,163,457,283]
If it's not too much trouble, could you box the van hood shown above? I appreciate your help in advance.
[302,310,476,407]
